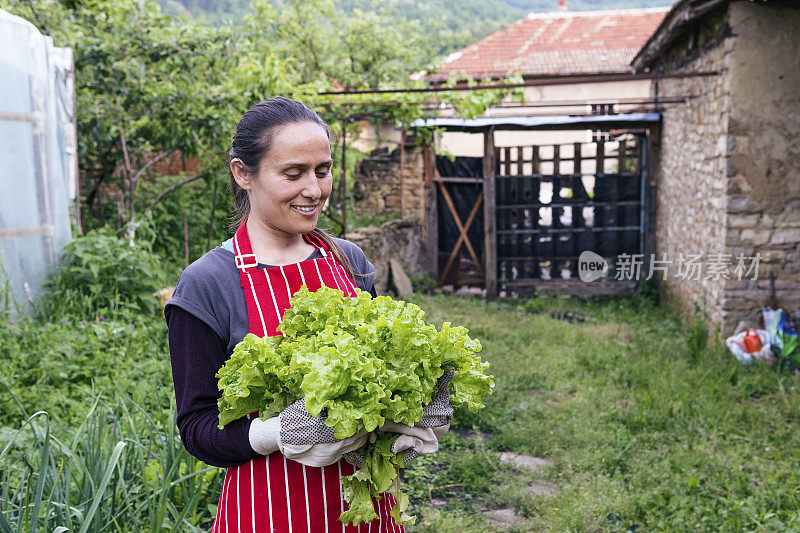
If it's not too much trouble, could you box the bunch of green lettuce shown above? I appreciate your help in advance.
[216,285,493,525]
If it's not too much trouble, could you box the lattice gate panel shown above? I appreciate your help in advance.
[495,138,644,295]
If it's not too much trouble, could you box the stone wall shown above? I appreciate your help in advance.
[353,143,426,221]
[651,7,733,327]
[722,1,800,330]
[652,1,800,333]
[347,219,426,295]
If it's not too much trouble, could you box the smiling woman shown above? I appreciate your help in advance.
[228,98,340,268]
[163,97,419,532]
[230,119,334,264]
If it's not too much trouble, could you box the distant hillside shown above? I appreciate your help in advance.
[158,0,674,55]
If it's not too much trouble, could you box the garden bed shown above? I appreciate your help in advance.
[2,294,799,531]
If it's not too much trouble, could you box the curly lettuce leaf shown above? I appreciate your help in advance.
[340,473,377,525]
[216,285,494,525]
[216,333,296,428]
[340,433,414,526]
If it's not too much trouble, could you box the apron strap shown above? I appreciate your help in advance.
[232,217,329,272]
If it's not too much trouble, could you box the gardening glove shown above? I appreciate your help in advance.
[419,368,455,428]
[248,399,369,467]
[342,432,378,468]
[372,368,455,463]
[337,369,457,467]
[379,421,450,462]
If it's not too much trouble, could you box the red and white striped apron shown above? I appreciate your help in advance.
[211,220,404,533]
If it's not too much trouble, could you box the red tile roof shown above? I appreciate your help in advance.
[426,7,669,82]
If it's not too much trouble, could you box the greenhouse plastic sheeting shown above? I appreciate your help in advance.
[0,9,77,317]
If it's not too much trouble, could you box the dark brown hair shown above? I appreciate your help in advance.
[228,97,367,281]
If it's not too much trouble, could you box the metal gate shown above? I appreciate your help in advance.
[495,137,644,295]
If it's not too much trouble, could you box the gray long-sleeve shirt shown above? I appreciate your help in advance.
[165,239,376,467]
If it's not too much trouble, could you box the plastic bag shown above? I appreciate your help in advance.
[762,307,800,369]
[725,329,773,364]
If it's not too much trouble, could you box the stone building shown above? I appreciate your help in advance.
[632,0,800,332]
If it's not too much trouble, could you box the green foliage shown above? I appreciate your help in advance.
[258,0,433,92]
[39,227,167,320]
[685,315,710,364]
[0,395,221,532]
[0,306,218,530]
[217,285,493,525]
[684,303,712,364]
[167,0,674,57]
[636,275,660,306]
[0,314,171,428]
[3,288,800,530]
[142,172,234,271]
[2,0,521,248]
[1,0,301,232]
[398,294,800,531]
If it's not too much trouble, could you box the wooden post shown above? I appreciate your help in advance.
[483,128,497,298]
[644,124,661,276]
[339,121,347,237]
[596,140,606,175]
[423,143,439,279]
[617,139,627,173]
[183,213,189,268]
[399,131,405,218]
[553,144,561,176]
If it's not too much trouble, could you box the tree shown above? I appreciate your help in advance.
[2,0,303,239]
[3,0,522,242]
[247,0,523,233]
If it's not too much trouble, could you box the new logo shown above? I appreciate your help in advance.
[578,251,609,282]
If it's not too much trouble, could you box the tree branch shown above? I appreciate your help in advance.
[119,129,133,180]
[120,129,135,226]
[322,209,344,233]
[132,149,176,182]
[145,171,209,214]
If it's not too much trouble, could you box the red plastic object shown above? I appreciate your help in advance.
[733,329,763,354]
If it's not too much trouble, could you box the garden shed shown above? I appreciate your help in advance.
[0,9,77,317]
[631,0,800,333]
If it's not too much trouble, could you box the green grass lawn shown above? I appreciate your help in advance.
[2,294,799,531]
[403,294,800,532]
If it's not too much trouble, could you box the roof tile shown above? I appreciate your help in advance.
[427,7,669,81]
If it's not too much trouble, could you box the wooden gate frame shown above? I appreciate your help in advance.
[420,115,661,298]
[482,128,497,296]
[423,147,487,285]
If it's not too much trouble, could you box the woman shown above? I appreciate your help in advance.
[165,97,450,532]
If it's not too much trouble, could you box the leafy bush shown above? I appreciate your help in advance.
[0,315,171,427]
[39,227,167,320]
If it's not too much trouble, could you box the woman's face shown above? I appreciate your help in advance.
[237,121,333,236]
